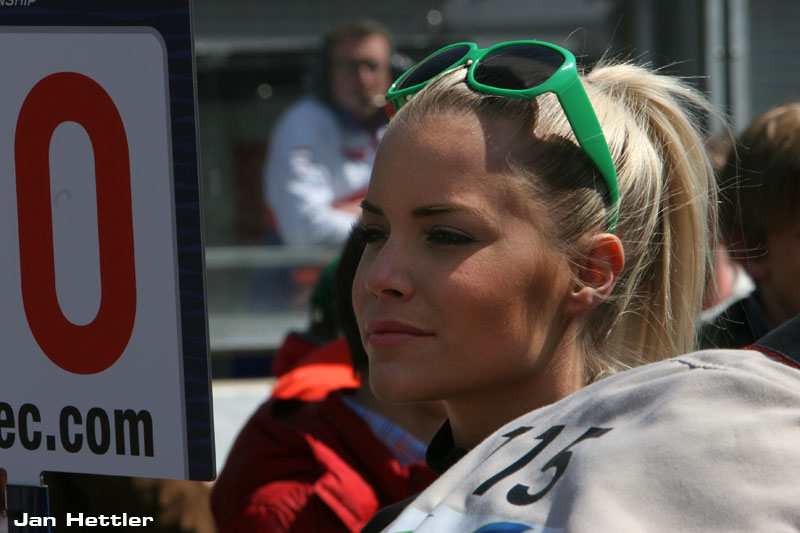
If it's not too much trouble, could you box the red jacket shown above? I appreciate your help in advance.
[211,391,436,532]
[271,338,360,402]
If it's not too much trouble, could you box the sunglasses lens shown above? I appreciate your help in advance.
[474,44,566,89]
[396,44,472,90]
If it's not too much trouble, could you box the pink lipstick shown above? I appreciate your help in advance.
[366,319,433,348]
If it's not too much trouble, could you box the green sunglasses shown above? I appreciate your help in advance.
[387,40,620,233]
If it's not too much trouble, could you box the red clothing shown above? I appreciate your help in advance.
[271,338,360,402]
[270,331,324,377]
[211,391,436,533]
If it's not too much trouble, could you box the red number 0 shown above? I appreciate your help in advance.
[15,72,137,375]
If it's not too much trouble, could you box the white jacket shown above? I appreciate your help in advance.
[264,97,383,245]
[384,348,800,532]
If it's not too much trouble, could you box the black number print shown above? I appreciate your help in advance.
[506,426,612,505]
[472,425,613,505]
[473,425,564,496]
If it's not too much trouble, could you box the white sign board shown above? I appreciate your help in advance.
[0,24,213,485]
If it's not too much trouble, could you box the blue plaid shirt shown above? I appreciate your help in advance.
[342,395,427,466]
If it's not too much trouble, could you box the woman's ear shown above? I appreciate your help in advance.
[563,233,625,317]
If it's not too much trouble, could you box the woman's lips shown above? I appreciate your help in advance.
[366,319,433,348]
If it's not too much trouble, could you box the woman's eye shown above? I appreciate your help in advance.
[424,227,474,246]
[358,225,388,244]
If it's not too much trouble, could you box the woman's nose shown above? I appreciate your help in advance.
[362,239,414,301]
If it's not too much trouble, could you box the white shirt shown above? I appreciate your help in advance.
[383,349,800,532]
[701,263,756,323]
[264,97,383,245]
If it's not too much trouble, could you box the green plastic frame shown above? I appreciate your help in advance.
[387,40,620,233]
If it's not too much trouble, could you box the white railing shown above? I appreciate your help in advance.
[204,244,339,269]
[204,244,340,353]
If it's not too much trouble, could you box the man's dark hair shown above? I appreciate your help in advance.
[719,102,800,257]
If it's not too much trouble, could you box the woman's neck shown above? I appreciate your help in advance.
[446,336,584,450]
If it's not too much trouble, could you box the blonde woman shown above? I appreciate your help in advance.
[353,41,800,531]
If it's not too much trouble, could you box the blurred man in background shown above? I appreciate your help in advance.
[264,18,393,246]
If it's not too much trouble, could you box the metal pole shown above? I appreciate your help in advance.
[704,0,728,132]
[727,0,751,132]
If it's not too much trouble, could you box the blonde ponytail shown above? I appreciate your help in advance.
[581,63,718,378]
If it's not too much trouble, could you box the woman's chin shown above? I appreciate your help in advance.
[368,369,432,404]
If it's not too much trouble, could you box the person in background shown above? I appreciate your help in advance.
[264,18,394,246]
[268,256,346,379]
[267,255,360,402]
[700,132,755,323]
[701,102,800,347]
[211,230,444,533]
[352,40,800,532]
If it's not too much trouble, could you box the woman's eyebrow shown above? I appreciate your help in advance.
[361,199,489,219]
[412,204,488,218]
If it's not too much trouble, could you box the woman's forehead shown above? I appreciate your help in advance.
[384,111,526,170]
[369,115,535,219]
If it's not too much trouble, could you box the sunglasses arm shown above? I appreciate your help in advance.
[556,79,620,232]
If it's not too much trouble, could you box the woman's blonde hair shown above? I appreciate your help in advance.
[390,61,718,382]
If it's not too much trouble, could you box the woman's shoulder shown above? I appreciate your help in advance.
[381,346,800,532]
[523,345,800,433]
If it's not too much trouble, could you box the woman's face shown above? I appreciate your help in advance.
[353,111,577,407]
